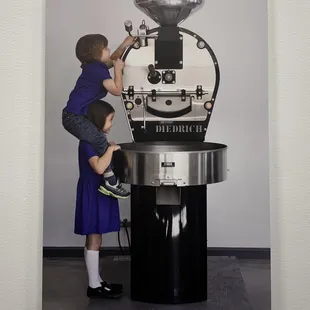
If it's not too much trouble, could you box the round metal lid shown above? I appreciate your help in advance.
[119,141,227,153]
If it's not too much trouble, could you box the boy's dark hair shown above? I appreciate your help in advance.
[75,34,108,64]
[87,100,115,130]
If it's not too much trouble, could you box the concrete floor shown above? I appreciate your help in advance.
[43,256,270,310]
[239,259,271,310]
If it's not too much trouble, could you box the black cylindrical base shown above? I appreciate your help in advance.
[130,185,207,304]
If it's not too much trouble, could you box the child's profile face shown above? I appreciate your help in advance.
[103,112,114,133]
[100,46,111,63]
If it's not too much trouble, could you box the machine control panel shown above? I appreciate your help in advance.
[121,18,220,142]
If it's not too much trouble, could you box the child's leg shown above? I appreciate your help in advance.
[63,109,130,198]
[86,236,123,292]
[103,164,117,186]
[84,238,103,283]
[85,234,102,289]
[99,164,130,199]
[62,109,108,156]
[85,235,123,299]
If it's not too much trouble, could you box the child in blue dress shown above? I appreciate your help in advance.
[62,33,135,199]
[75,100,124,299]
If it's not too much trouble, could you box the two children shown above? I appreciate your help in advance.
[63,34,135,298]
[62,34,135,199]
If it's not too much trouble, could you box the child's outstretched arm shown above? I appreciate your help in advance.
[88,144,121,175]
[103,59,124,96]
[105,36,136,69]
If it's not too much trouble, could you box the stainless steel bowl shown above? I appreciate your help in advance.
[117,141,227,187]
[134,0,205,26]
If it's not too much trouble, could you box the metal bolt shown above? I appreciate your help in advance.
[197,41,205,49]
[206,102,213,109]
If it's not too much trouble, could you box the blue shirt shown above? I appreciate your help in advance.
[78,141,101,181]
[65,61,112,115]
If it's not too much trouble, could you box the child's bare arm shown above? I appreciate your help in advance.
[103,60,124,96]
[103,70,123,96]
[105,36,136,69]
[88,145,120,175]
[105,46,124,69]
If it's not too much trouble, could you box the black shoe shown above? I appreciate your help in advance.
[101,281,123,293]
[87,283,122,299]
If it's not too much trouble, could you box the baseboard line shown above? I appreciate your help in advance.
[43,247,270,259]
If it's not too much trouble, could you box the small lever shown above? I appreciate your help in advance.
[147,64,161,84]
[148,64,156,77]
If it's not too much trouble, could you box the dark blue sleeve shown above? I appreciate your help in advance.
[93,63,112,81]
[80,142,97,160]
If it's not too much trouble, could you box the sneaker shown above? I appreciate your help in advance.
[87,283,122,299]
[98,180,130,199]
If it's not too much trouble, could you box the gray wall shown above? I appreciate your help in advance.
[44,0,269,248]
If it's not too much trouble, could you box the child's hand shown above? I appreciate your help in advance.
[109,141,116,146]
[113,145,121,151]
[121,36,137,48]
[109,144,121,152]
[114,59,125,72]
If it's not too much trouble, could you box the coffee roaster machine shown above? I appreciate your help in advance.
[116,0,228,305]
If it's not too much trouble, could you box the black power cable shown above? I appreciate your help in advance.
[117,229,124,255]
[123,220,131,253]
[118,219,131,255]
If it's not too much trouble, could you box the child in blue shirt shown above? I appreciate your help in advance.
[62,34,135,199]
[75,100,123,299]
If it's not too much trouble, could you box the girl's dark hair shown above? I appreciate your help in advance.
[87,100,115,130]
[75,34,108,64]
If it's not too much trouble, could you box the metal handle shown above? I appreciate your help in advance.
[123,89,208,96]
[153,178,186,187]
[160,181,177,186]
[124,20,133,33]
[141,88,147,131]
[134,34,158,38]
[148,64,156,77]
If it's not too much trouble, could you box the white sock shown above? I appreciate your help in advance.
[98,257,103,283]
[85,250,101,288]
[85,247,103,283]
[103,170,114,178]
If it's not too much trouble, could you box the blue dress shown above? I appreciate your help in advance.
[74,141,120,235]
